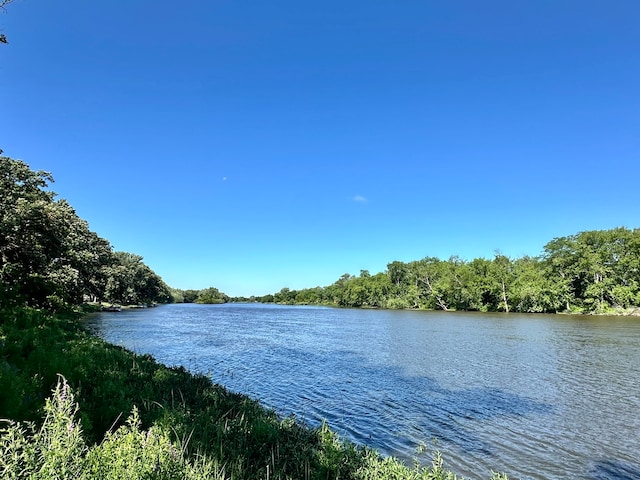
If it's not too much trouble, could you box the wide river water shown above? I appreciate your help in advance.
[86,303,640,480]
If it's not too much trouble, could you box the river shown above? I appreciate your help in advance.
[85,303,640,480]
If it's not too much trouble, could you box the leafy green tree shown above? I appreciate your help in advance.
[273,287,298,304]
[1,155,112,309]
[104,252,171,305]
[443,256,476,311]
[182,289,200,303]
[542,228,640,312]
[258,293,274,303]
[343,277,369,307]
[456,257,502,312]
[384,262,418,309]
[169,288,185,303]
[323,274,352,306]
[1,155,55,306]
[323,271,390,308]
[411,257,451,310]
[196,287,228,304]
[507,256,561,313]
[490,253,514,313]
[363,272,391,308]
[387,261,409,294]
[295,286,324,305]
[541,235,579,311]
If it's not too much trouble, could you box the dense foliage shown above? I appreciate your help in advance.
[0,154,171,309]
[170,286,230,304]
[258,228,640,314]
[0,377,223,479]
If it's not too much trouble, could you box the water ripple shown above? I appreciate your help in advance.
[86,304,640,480]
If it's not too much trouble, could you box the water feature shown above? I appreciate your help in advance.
[86,303,640,480]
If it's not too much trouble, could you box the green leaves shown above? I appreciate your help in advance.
[543,227,640,313]
[0,376,86,479]
[1,155,171,309]
[280,227,640,314]
[103,252,172,306]
[0,377,224,480]
[1,156,110,309]
[194,287,228,304]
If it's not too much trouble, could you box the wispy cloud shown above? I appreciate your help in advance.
[353,195,368,203]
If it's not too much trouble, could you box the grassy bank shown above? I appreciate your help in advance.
[0,307,507,479]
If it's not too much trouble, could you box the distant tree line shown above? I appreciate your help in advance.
[4,152,638,315]
[257,227,640,314]
[1,152,172,310]
[170,286,229,304]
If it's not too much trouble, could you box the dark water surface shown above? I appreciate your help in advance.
[86,304,640,480]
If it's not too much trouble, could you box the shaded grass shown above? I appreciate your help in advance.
[0,306,507,479]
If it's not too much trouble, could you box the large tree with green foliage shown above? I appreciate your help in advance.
[103,252,172,305]
[195,286,228,304]
[1,153,172,309]
[542,227,640,312]
[508,256,562,313]
[1,154,112,309]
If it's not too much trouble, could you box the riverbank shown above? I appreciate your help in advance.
[266,300,640,317]
[607,306,640,316]
[0,306,508,479]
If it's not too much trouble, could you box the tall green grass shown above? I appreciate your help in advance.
[0,307,508,479]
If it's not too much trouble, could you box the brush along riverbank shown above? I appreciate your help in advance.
[0,306,508,479]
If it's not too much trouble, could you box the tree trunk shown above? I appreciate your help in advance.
[501,280,509,313]
[422,273,449,311]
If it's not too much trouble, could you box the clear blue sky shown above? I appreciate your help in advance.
[2,1,639,296]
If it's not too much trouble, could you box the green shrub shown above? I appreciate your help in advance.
[0,376,87,479]
[0,377,222,480]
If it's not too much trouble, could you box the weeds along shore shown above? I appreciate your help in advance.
[0,306,508,479]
